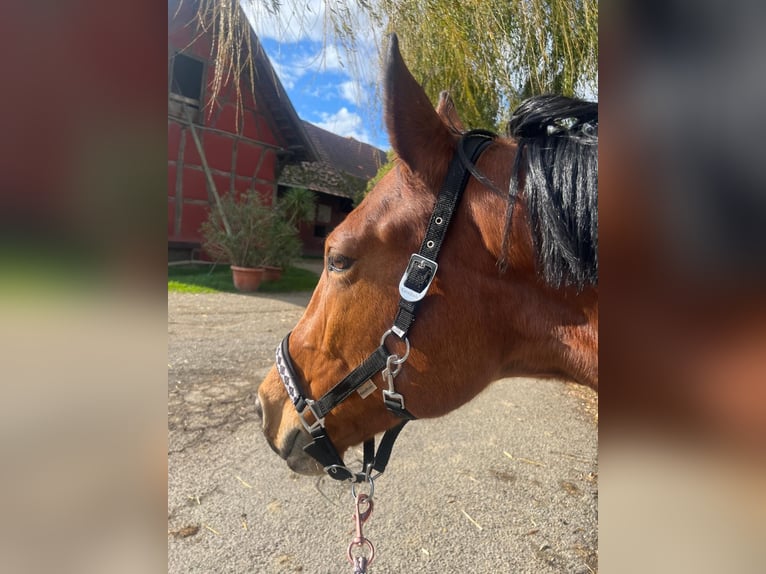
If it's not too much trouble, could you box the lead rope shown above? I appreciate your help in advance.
[347,485,375,573]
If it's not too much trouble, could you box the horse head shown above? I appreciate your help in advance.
[255,35,598,476]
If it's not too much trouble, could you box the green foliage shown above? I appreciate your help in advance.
[376,0,598,127]
[199,190,302,268]
[200,190,270,268]
[277,187,317,228]
[355,150,397,206]
[262,216,302,268]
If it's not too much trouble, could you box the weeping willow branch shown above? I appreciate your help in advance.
[182,0,597,130]
[177,0,263,130]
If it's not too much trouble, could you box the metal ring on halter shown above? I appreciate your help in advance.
[351,475,375,500]
[380,329,411,363]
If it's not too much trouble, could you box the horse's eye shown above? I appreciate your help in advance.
[327,253,354,272]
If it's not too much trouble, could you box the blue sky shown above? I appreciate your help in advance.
[243,1,390,150]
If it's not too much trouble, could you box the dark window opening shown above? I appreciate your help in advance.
[314,225,328,238]
[339,198,354,214]
[170,53,203,101]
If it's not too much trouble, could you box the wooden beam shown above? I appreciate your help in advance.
[179,105,232,236]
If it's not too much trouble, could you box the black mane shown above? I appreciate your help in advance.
[504,94,598,290]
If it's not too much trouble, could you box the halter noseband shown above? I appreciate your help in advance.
[273,130,495,482]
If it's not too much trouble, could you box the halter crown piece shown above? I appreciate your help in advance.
[274,131,495,482]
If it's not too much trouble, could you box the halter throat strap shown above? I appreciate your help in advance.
[273,130,495,481]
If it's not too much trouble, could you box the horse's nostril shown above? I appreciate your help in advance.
[254,396,263,423]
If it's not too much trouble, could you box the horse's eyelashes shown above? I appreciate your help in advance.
[327,254,354,272]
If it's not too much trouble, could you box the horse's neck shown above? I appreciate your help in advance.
[497,280,598,390]
[554,290,598,389]
[464,174,598,389]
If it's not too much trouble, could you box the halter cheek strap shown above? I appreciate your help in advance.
[273,130,495,482]
[392,129,497,339]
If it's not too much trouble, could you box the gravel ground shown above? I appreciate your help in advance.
[168,289,598,573]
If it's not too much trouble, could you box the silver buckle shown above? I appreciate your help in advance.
[298,399,325,434]
[398,254,438,302]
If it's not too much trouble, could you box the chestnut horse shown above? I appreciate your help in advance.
[255,35,597,478]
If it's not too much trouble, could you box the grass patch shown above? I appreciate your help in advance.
[258,265,320,293]
[168,263,320,294]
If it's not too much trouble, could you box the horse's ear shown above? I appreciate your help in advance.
[436,91,465,133]
[384,34,454,190]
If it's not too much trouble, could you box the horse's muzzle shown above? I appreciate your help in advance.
[255,373,323,476]
[253,395,264,423]
[280,427,323,475]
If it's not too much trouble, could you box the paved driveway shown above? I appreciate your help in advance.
[168,291,597,573]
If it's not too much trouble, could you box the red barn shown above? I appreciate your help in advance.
[168,0,317,259]
[168,0,386,260]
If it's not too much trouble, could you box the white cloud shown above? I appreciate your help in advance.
[243,0,382,48]
[256,42,354,94]
[315,107,371,144]
[305,83,339,100]
[262,44,377,106]
[338,80,359,105]
[242,0,326,43]
[269,58,303,90]
[242,0,382,83]
[295,42,346,73]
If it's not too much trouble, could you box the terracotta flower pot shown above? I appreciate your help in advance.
[262,266,283,282]
[230,266,264,292]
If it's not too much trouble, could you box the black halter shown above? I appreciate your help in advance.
[274,130,495,482]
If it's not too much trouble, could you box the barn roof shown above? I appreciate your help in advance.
[301,122,387,180]
[279,122,388,199]
[247,37,319,164]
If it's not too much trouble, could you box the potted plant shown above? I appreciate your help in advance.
[258,187,317,281]
[261,217,302,281]
[200,190,272,292]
